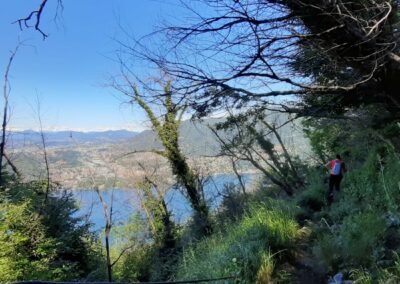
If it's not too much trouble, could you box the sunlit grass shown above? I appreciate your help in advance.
[175,200,301,283]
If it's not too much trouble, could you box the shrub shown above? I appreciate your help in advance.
[313,212,386,274]
[0,179,100,283]
[340,212,386,266]
[313,233,342,273]
[350,254,400,283]
[111,214,153,282]
[296,169,328,222]
[339,148,400,213]
[215,183,248,225]
[113,245,153,282]
[175,200,301,283]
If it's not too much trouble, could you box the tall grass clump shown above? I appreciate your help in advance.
[295,168,328,221]
[350,253,400,283]
[175,200,301,283]
[255,252,275,284]
[338,148,400,214]
[313,212,386,273]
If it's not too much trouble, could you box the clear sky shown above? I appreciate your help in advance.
[0,0,182,131]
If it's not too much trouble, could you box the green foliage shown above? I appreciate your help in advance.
[111,212,180,282]
[328,148,400,219]
[109,213,152,282]
[0,178,100,283]
[350,253,400,283]
[175,200,301,283]
[341,213,386,265]
[114,244,153,282]
[138,180,177,249]
[303,118,361,163]
[314,213,387,273]
[215,183,248,225]
[255,252,275,284]
[309,148,400,277]
[295,116,400,281]
[313,233,342,273]
[296,169,327,219]
[132,82,212,236]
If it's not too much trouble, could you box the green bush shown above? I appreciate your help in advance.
[313,212,386,274]
[175,200,301,283]
[338,149,400,213]
[215,183,248,225]
[296,169,327,222]
[111,213,158,282]
[340,212,386,266]
[314,233,340,273]
[113,244,153,282]
[0,179,101,283]
[350,253,400,283]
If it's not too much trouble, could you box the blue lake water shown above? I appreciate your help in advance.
[73,174,256,233]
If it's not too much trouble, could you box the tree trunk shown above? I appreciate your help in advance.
[105,225,112,282]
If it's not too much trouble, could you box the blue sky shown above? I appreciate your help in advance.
[0,0,183,131]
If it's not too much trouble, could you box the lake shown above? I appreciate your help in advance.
[72,174,256,233]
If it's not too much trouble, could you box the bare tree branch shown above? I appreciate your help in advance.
[33,96,51,202]
[119,0,400,119]
[13,0,63,40]
[0,44,20,185]
[3,152,20,177]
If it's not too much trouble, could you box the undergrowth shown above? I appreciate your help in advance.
[113,147,400,283]
[175,200,301,283]
[303,148,400,280]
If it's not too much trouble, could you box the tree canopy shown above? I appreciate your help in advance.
[126,0,400,121]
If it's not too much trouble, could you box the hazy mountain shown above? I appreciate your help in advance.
[9,115,309,156]
[8,130,139,147]
[125,114,309,156]
[8,120,224,157]
[8,116,310,188]
[125,119,224,156]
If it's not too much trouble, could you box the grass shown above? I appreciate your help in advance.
[175,199,301,283]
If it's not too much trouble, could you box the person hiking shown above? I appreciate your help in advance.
[325,154,347,205]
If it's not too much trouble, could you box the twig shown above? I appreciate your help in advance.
[0,44,20,185]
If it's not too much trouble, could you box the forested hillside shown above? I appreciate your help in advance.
[1,1,400,284]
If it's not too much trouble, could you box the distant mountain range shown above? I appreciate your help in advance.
[8,119,225,156]
[7,116,310,188]
[8,130,139,147]
[8,116,309,156]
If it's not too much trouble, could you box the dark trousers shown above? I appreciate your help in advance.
[327,175,342,205]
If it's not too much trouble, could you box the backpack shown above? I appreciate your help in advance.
[331,160,342,175]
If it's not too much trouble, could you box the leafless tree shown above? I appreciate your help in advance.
[32,96,51,202]
[230,157,247,197]
[90,171,123,282]
[0,45,21,185]
[94,184,114,282]
[121,0,400,121]
[210,110,304,196]
[85,156,137,282]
